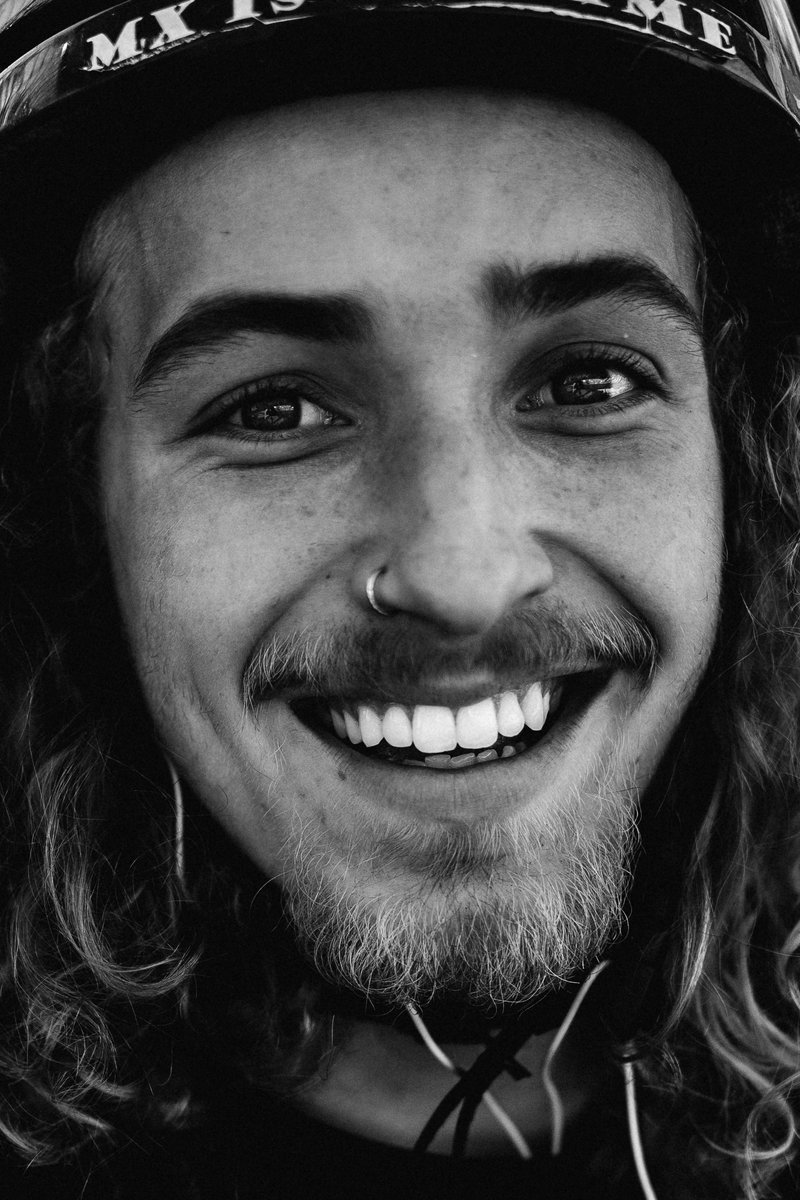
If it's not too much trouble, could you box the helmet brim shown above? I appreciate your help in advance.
[1,2,799,330]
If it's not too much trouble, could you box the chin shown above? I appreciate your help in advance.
[278,733,640,1011]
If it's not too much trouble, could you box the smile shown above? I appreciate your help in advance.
[293,676,606,771]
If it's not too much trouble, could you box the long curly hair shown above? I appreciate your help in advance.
[0,213,799,1198]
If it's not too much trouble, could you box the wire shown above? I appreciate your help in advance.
[540,960,610,1155]
[165,755,190,1020]
[407,1004,457,1072]
[623,1058,659,1200]
[166,754,186,886]
[406,1002,533,1158]
[479,1091,533,1159]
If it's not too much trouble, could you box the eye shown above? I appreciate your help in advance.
[517,349,660,415]
[549,364,638,406]
[238,394,328,432]
[229,377,342,433]
[195,374,350,445]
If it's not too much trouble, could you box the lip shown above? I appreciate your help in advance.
[260,661,612,711]
[270,667,625,823]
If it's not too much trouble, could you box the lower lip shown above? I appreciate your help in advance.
[278,676,614,822]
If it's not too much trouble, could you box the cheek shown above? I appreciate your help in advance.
[100,446,360,789]
[571,435,724,645]
[603,444,724,771]
[101,470,298,845]
[652,450,724,636]
[109,504,250,686]
[612,484,722,611]
[101,454,279,728]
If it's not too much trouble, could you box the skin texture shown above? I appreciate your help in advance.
[92,91,724,1149]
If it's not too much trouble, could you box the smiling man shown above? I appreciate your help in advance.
[1,2,800,1199]
[98,92,720,1020]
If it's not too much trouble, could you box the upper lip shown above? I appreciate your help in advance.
[282,664,610,710]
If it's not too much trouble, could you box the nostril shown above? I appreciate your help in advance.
[368,550,554,637]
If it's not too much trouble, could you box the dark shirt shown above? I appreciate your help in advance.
[0,1083,644,1200]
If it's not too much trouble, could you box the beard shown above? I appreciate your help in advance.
[279,734,640,1013]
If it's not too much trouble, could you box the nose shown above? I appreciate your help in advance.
[361,431,554,637]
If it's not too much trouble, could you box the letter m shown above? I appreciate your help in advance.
[623,0,688,34]
[85,19,142,69]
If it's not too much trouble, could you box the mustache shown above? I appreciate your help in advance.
[242,603,659,708]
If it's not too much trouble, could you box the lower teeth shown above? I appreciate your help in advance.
[400,740,528,771]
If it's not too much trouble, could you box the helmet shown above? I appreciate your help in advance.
[0,0,800,327]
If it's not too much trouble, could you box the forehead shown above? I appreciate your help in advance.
[89,90,697,347]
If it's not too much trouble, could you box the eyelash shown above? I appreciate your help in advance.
[516,345,663,420]
[194,344,661,450]
[196,375,349,444]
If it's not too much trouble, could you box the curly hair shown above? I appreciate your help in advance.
[0,214,799,1198]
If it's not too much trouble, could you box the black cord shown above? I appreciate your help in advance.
[413,1014,543,1155]
[451,1084,484,1158]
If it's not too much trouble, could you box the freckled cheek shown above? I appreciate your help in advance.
[628,471,723,651]
[104,469,343,703]
[117,520,265,677]
[570,449,723,639]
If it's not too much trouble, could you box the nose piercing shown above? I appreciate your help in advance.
[366,568,392,616]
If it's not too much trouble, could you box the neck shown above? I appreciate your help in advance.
[294,999,605,1156]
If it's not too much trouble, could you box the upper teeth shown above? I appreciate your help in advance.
[329,683,552,754]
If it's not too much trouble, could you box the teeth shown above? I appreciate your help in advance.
[328,679,557,758]
[423,749,507,770]
[327,728,525,770]
[455,697,498,749]
[412,706,457,753]
[343,710,362,744]
[521,682,547,732]
[331,709,347,739]
[496,691,526,738]
[424,753,454,769]
[382,704,413,747]
[358,704,383,747]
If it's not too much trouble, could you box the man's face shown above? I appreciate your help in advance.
[95,92,723,1006]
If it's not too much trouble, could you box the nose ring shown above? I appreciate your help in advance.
[366,568,392,616]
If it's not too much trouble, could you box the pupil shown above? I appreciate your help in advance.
[241,398,300,430]
[555,370,612,405]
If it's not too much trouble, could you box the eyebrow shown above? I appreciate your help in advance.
[132,254,702,397]
[481,255,702,342]
[133,292,375,394]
